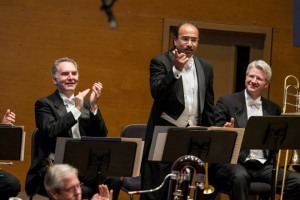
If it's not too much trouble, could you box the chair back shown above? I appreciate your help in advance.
[120,124,147,199]
[120,124,147,141]
[31,129,40,165]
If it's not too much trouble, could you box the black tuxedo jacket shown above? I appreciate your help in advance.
[143,50,215,161]
[25,90,108,196]
[214,90,281,163]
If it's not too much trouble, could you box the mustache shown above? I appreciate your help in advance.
[184,47,193,51]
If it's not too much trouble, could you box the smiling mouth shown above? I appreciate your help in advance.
[66,83,75,86]
[249,84,258,89]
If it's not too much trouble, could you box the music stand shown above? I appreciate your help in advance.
[55,137,143,178]
[0,125,25,163]
[241,115,300,200]
[148,126,238,164]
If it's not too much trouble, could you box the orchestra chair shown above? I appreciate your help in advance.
[120,124,147,200]
[28,129,50,200]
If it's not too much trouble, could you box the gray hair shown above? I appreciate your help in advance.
[52,57,79,78]
[246,60,272,82]
[44,164,78,196]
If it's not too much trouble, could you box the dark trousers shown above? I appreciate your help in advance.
[141,160,172,200]
[208,163,300,200]
[0,169,21,200]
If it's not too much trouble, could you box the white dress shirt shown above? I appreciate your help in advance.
[60,93,81,138]
[244,90,266,164]
[161,56,199,127]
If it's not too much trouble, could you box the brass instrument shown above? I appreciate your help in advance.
[282,75,300,114]
[168,155,206,200]
[203,162,214,195]
[276,75,300,200]
[128,155,206,200]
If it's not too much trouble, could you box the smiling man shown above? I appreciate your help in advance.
[210,60,300,200]
[141,22,215,200]
[44,164,113,200]
[25,57,122,200]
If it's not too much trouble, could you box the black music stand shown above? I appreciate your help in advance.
[241,115,300,200]
[148,126,238,163]
[0,125,25,162]
[55,137,142,179]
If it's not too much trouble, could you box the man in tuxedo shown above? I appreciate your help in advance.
[44,164,113,200]
[210,60,300,200]
[141,22,215,200]
[0,109,21,200]
[25,57,122,200]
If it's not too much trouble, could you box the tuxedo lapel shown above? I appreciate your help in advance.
[53,92,68,118]
[262,98,273,116]
[52,91,73,137]
[194,57,205,113]
[167,51,185,107]
[234,92,248,128]
[261,98,273,157]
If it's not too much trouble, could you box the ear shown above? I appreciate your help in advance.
[264,81,269,88]
[52,77,57,85]
[50,190,59,200]
[174,36,178,47]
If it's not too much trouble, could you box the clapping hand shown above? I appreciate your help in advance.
[91,184,113,200]
[2,109,16,125]
[90,82,103,112]
[75,89,90,111]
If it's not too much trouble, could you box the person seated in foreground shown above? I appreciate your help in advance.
[44,164,113,200]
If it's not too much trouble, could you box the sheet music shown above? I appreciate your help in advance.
[21,130,25,161]
[148,126,173,161]
[121,138,144,177]
[15,126,25,161]
[208,126,245,164]
[16,126,25,161]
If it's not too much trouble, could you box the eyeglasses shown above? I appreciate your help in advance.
[180,36,199,44]
[62,183,83,194]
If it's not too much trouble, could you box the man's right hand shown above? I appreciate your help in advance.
[75,89,90,110]
[173,49,189,71]
[91,184,113,200]
[224,117,234,128]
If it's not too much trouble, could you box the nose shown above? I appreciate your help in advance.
[250,76,258,83]
[67,73,73,79]
[74,186,82,195]
[187,40,193,46]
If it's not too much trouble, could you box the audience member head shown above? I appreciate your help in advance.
[51,57,79,98]
[173,22,199,58]
[245,60,271,99]
[44,164,82,200]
